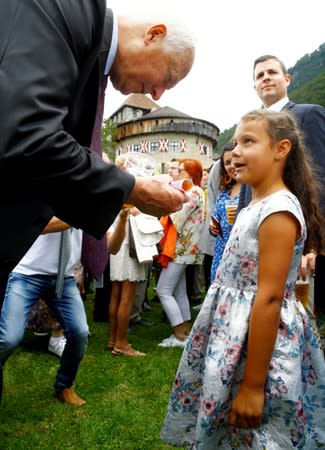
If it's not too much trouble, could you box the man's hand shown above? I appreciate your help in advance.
[126,175,187,217]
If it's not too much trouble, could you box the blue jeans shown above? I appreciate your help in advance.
[0,272,89,390]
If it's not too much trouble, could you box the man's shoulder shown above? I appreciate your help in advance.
[285,101,324,114]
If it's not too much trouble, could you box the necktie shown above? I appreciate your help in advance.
[81,75,109,281]
[55,229,72,298]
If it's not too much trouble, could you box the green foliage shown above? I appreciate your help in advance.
[0,292,198,449]
[102,119,118,162]
[291,71,325,108]
[214,125,236,156]
[288,42,325,93]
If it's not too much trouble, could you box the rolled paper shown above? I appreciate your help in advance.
[170,179,192,192]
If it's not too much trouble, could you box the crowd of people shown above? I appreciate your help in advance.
[0,1,325,448]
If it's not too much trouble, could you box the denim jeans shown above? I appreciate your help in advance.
[0,272,89,390]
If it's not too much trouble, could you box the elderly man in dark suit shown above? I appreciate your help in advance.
[0,1,196,404]
[0,1,195,282]
[239,55,325,326]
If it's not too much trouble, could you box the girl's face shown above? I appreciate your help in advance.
[231,118,277,187]
[223,151,235,178]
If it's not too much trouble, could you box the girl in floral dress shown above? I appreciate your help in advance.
[161,110,325,449]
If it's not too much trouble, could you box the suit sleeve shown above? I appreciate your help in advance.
[299,105,325,216]
[0,0,134,238]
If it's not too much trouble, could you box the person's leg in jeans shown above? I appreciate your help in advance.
[0,273,46,363]
[0,272,47,401]
[46,276,89,392]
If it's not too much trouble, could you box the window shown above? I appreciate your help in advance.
[170,141,179,152]
[150,141,159,152]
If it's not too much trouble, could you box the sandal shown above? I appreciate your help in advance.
[112,345,146,357]
[107,341,115,351]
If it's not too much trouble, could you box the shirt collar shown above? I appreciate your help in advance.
[267,97,289,112]
[104,10,118,75]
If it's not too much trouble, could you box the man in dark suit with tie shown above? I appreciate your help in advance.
[0,1,195,285]
[239,55,325,329]
[0,2,196,403]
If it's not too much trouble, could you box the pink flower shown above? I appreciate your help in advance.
[240,255,257,275]
[219,304,227,316]
[192,331,207,349]
[201,398,216,416]
[226,344,241,363]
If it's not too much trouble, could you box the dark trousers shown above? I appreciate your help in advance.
[203,254,213,293]
[315,254,325,313]
[185,264,203,306]
[93,262,112,322]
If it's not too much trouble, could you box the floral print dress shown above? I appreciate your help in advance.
[171,185,205,265]
[161,190,325,449]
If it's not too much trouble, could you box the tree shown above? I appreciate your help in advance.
[102,118,118,162]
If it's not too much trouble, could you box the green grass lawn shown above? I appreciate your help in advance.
[0,291,198,449]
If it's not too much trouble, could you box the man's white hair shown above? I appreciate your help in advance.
[117,8,196,57]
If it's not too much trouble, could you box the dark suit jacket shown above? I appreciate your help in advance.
[238,101,325,216]
[0,1,135,272]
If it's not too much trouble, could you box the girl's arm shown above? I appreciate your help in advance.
[107,209,129,255]
[229,211,299,429]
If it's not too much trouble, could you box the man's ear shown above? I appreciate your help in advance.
[144,24,167,45]
[285,73,291,89]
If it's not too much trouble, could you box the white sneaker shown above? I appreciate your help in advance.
[158,335,188,348]
[160,334,175,344]
[192,303,203,311]
[48,336,67,357]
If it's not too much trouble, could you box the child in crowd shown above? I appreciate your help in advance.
[161,110,325,448]
[209,143,241,281]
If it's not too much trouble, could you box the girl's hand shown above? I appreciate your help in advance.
[229,384,264,429]
[209,216,221,236]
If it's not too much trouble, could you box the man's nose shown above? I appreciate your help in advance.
[262,72,270,81]
[150,86,166,100]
